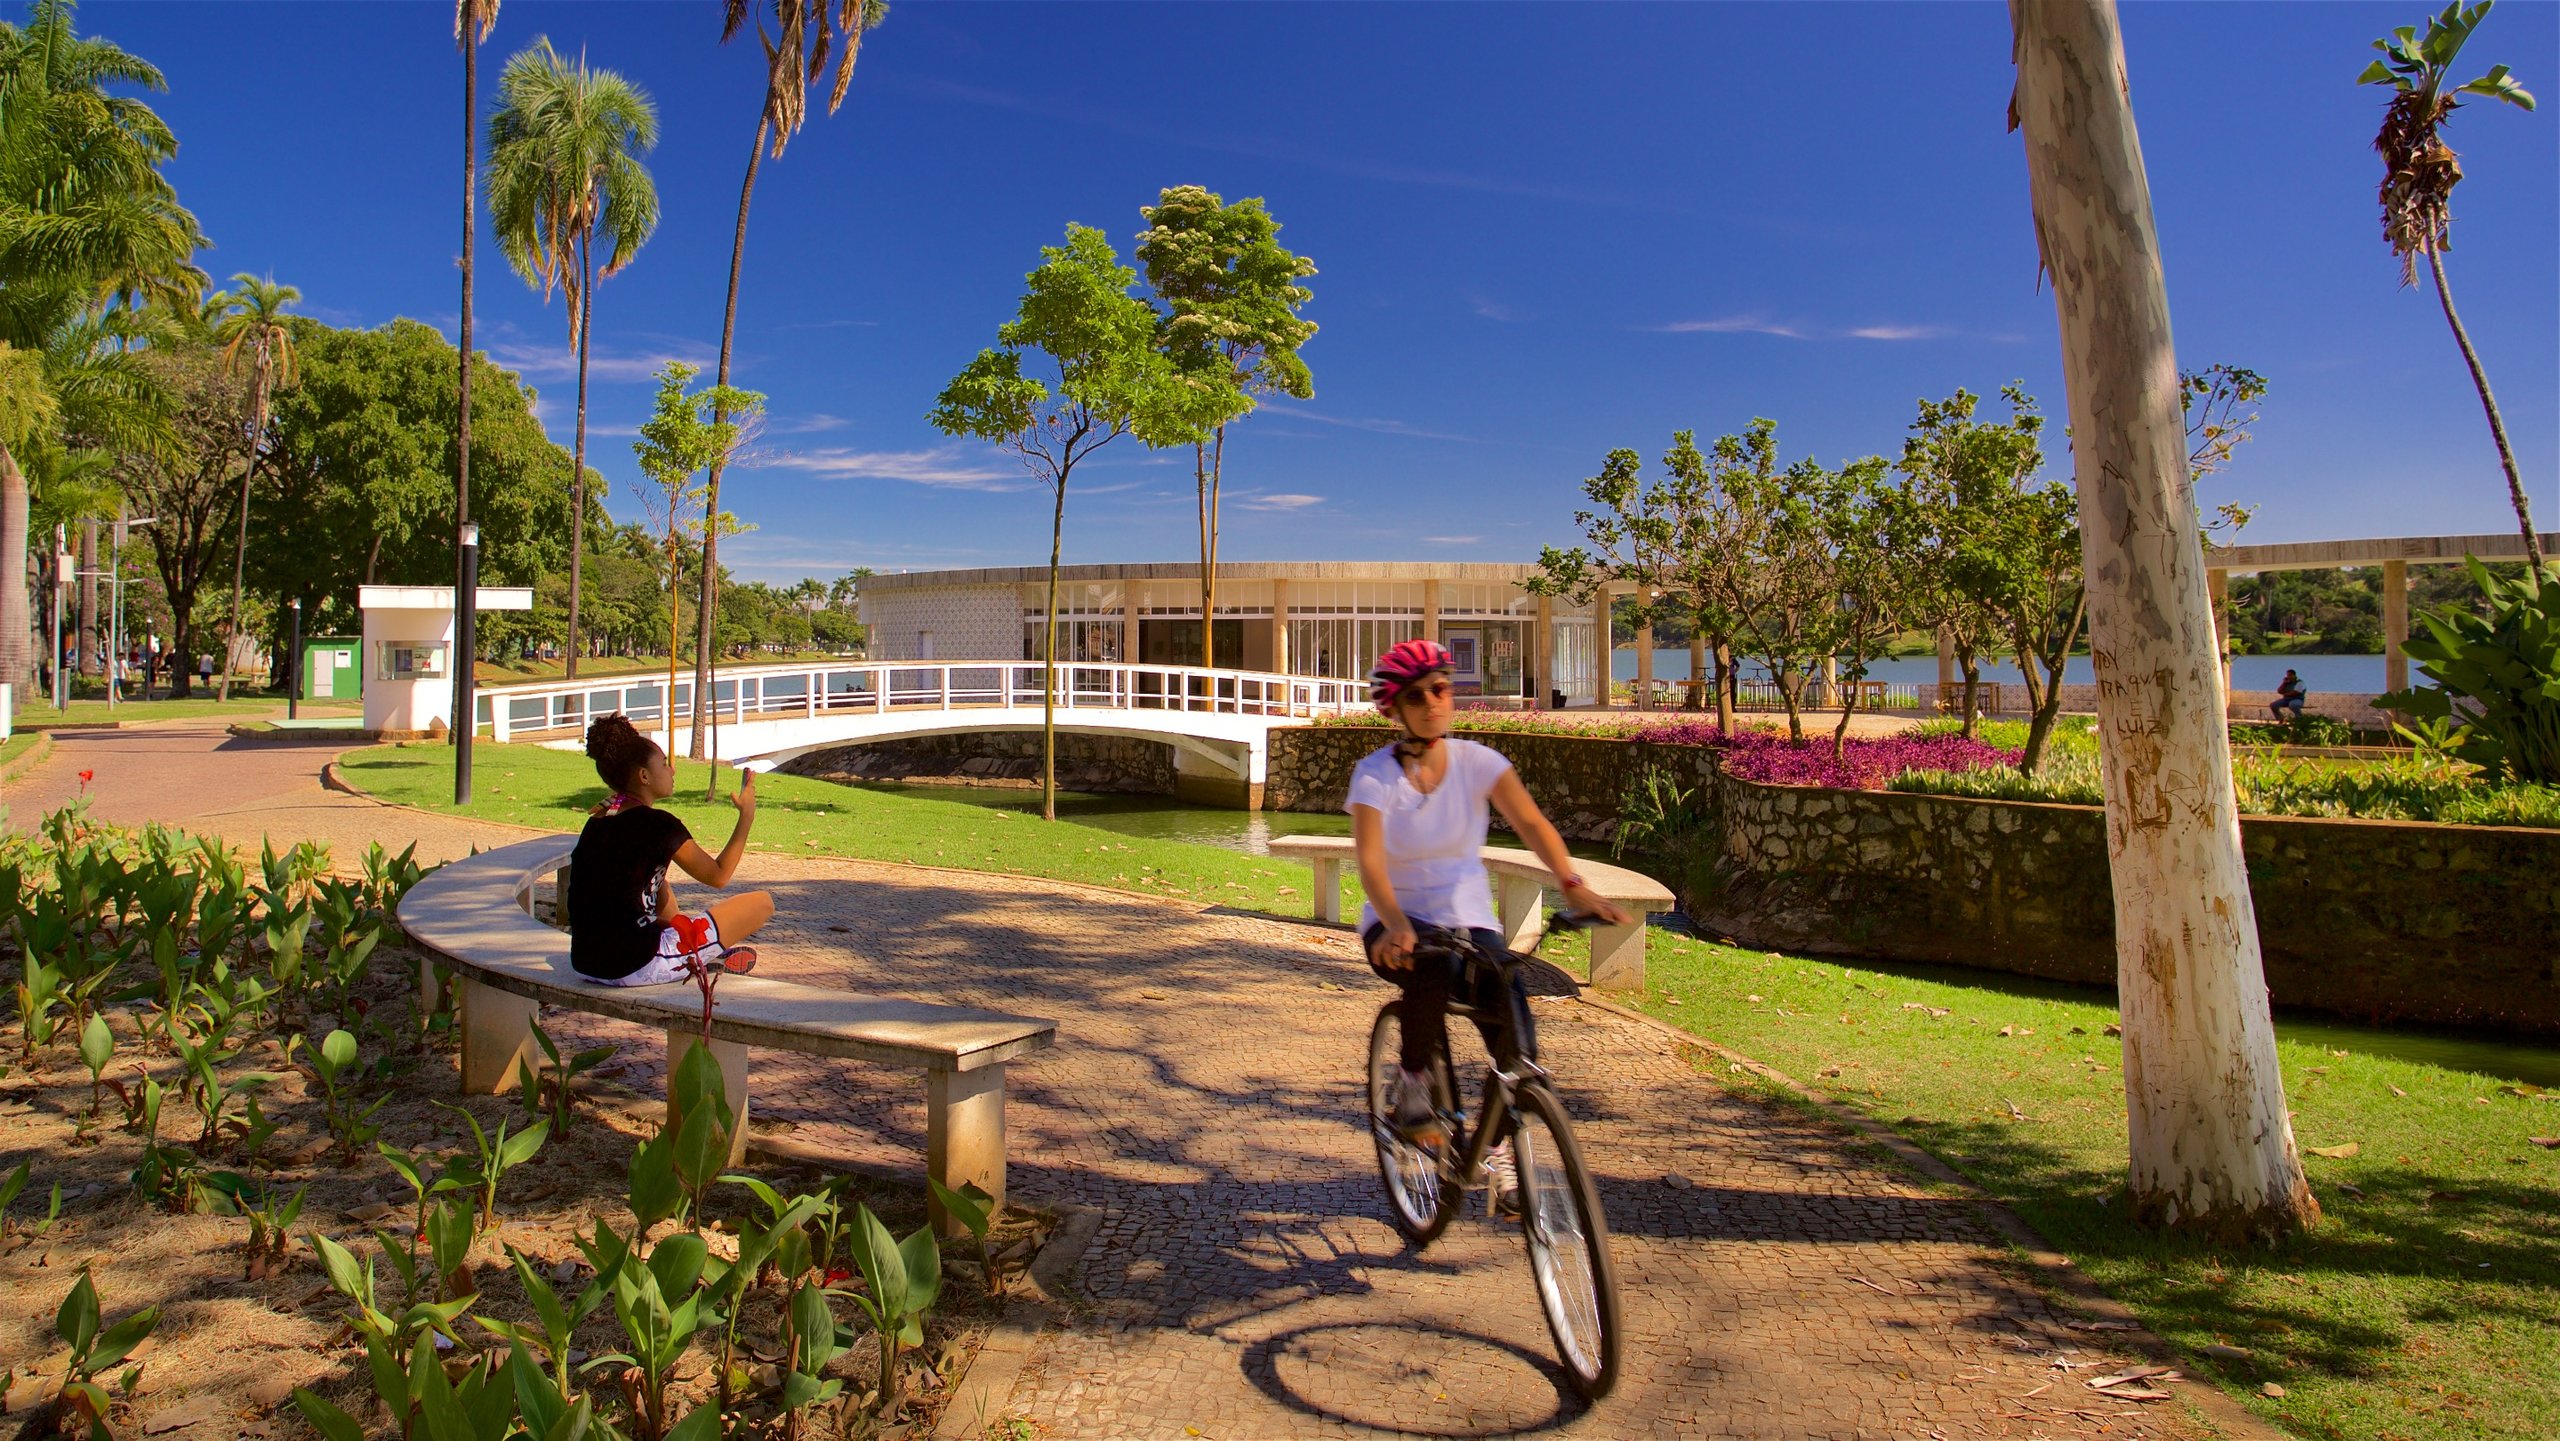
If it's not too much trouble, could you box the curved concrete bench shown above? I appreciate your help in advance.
[397,835,1057,1225]
[1265,835,1675,991]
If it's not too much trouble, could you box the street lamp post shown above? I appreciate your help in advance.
[287,598,302,721]
[103,513,157,709]
[455,523,479,804]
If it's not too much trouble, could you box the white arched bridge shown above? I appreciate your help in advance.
[473,659,1370,807]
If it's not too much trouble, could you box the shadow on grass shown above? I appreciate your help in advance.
[1893,1113,2560,1387]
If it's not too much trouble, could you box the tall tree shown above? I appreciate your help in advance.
[1526,444,1683,715]
[693,0,889,758]
[454,0,499,792]
[2012,0,2316,1243]
[1134,186,1316,667]
[0,0,204,689]
[1890,387,2049,741]
[208,275,298,700]
[633,361,761,764]
[118,327,246,696]
[1665,421,1784,734]
[2360,3,2540,572]
[930,225,1188,821]
[487,35,660,683]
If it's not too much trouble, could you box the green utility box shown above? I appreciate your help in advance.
[300,636,361,700]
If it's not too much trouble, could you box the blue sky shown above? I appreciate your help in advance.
[88,0,2559,583]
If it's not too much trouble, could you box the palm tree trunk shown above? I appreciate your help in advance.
[1043,478,1066,821]
[2013,0,2314,1244]
[0,442,26,692]
[454,22,480,773]
[79,520,96,676]
[567,236,592,683]
[693,116,769,761]
[2425,250,2543,573]
[1712,638,1735,733]
[221,347,272,703]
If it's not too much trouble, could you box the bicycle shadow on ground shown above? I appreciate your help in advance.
[1240,1320,1587,1438]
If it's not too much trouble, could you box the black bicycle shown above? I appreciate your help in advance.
[1365,916,1624,1399]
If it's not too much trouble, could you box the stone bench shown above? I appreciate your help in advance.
[396,836,1057,1227]
[1265,835,1675,991]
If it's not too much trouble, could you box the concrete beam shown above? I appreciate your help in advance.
[2384,558,2410,695]
[2208,531,2560,575]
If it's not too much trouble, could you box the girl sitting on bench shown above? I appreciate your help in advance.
[567,712,773,986]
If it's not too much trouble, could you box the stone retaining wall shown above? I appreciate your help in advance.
[1266,723,2560,1036]
[780,732,1177,795]
[1265,725,1720,844]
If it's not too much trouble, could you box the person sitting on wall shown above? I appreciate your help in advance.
[2270,668,2307,721]
[568,712,773,986]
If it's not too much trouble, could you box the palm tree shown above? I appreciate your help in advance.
[487,37,659,684]
[455,0,499,797]
[688,0,889,761]
[209,275,298,701]
[2360,2,2541,571]
[0,0,204,689]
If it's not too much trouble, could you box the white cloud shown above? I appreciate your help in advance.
[1264,408,1474,443]
[1654,315,1807,339]
[771,413,852,434]
[1422,535,1482,545]
[744,445,1029,492]
[1467,293,1516,323]
[1845,324,1948,341]
[488,339,717,384]
[1239,492,1324,512]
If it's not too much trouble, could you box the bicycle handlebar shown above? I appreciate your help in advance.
[1405,910,1605,966]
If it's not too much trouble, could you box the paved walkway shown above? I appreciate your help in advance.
[5,729,2206,1439]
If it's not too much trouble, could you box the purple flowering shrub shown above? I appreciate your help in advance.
[1628,723,2020,790]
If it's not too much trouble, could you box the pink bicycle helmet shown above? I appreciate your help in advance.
[1370,639,1455,711]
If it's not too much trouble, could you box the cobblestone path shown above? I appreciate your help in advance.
[6,731,2209,1439]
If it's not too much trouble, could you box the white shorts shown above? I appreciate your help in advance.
[589,912,724,987]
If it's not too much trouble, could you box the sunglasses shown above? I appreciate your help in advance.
[1399,680,1454,703]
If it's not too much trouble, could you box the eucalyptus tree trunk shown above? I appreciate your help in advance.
[454,19,480,769]
[0,445,26,691]
[2012,0,2315,1243]
[693,117,770,763]
[1042,479,1067,821]
[1195,438,1212,668]
[79,520,96,675]
[2424,250,2543,573]
[566,237,592,682]
[1711,639,1735,734]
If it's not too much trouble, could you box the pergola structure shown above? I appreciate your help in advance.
[2203,530,2557,692]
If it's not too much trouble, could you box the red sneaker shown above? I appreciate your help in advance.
[718,946,758,975]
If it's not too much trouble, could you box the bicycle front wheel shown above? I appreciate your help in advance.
[1367,1002,1460,1247]
[1511,1080,1623,1399]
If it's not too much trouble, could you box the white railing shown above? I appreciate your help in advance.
[470,659,1371,742]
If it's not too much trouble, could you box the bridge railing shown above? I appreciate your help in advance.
[470,659,1372,742]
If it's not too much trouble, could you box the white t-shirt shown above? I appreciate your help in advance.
[1344,737,1513,934]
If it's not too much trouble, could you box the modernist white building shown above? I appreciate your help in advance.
[856,562,1615,707]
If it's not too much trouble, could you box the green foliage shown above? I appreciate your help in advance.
[840,1201,943,1418]
[927,1176,1001,1295]
[297,1027,389,1158]
[441,1102,551,1226]
[1609,766,1713,861]
[0,1158,62,1243]
[592,1228,713,1440]
[50,1269,160,1440]
[2378,558,2560,782]
[628,1044,730,1233]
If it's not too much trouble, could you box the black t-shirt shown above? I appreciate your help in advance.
[567,806,694,980]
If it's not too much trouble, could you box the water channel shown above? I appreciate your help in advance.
[831,777,2559,1085]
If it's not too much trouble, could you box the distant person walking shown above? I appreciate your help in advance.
[2270,668,2307,721]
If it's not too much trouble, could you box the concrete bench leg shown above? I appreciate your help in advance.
[1309,857,1342,924]
[666,1028,751,1167]
[927,1063,1006,1235]
[458,976,537,1095]
[1589,921,1646,993]
[419,955,445,1016]
[1498,875,1545,952]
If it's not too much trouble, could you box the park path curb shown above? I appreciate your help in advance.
[0,730,54,789]
[1573,988,2286,1441]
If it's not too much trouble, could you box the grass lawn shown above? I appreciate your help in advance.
[12,688,344,727]
[1605,933,2560,1441]
[343,739,2560,1439]
[0,732,39,770]
[337,740,1368,918]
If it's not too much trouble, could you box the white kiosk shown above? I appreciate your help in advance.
[358,585,533,736]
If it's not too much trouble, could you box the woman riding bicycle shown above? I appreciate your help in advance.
[1351,640,1632,1151]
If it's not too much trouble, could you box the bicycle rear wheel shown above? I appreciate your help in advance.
[1367,1002,1461,1247]
[1511,1080,1622,1399]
